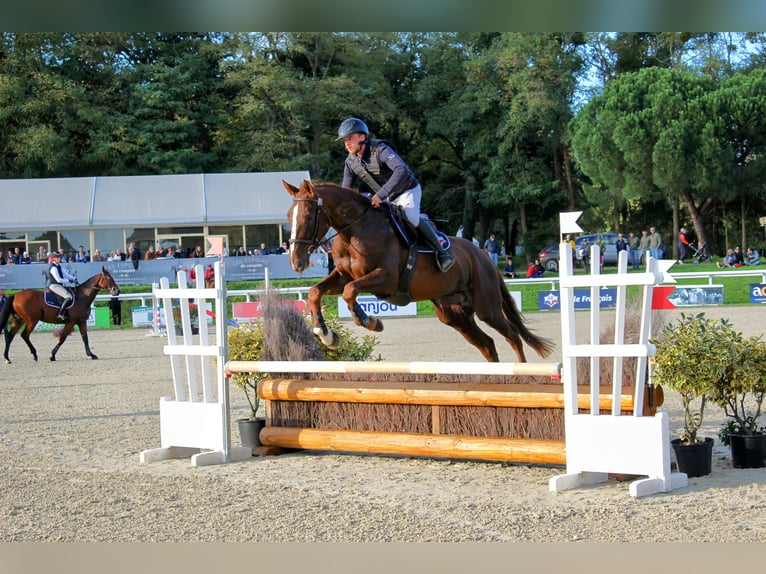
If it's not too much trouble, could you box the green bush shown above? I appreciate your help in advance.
[227,293,380,419]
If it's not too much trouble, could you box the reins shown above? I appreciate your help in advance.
[290,194,372,252]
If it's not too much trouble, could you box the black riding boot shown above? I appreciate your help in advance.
[417,219,454,272]
[57,300,68,321]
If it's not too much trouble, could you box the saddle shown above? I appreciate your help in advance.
[381,204,451,306]
[44,288,75,310]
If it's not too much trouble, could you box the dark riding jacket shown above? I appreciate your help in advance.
[342,139,418,201]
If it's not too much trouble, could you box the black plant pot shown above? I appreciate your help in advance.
[729,432,766,469]
[237,417,266,448]
[671,437,714,478]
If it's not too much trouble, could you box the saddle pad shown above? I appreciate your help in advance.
[44,291,75,309]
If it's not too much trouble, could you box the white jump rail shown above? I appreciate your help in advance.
[139,262,251,466]
[548,212,688,497]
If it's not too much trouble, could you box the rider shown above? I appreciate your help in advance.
[337,117,455,272]
[47,251,77,320]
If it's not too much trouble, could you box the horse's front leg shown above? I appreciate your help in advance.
[343,269,393,333]
[50,323,84,361]
[308,269,348,349]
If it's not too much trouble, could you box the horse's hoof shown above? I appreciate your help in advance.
[4,359,10,365]
[90,355,99,360]
[370,317,384,332]
[49,356,56,362]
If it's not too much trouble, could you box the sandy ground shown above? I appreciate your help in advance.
[0,306,765,542]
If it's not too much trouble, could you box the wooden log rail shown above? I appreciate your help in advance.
[224,361,659,465]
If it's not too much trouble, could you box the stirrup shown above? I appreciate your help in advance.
[436,253,455,272]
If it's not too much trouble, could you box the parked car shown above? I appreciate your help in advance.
[538,233,619,273]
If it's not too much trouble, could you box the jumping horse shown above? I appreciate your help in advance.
[0,267,120,363]
[284,180,554,362]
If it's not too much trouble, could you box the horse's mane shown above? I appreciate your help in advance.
[314,181,372,208]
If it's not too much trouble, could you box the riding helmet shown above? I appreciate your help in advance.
[336,117,369,140]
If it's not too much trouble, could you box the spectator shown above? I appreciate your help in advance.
[91,249,106,262]
[36,245,48,262]
[565,234,576,267]
[75,245,89,263]
[192,245,204,258]
[638,229,651,264]
[11,247,21,264]
[259,242,270,255]
[677,228,690,262]
[580,239,590,273]
[628,231,641,270]
[0,252,5,265]
[616,233,628,264]
[20,251,32,264]
[204,264,215,288]
[236,246,247,256]
[173,246,185,259]
[526,258,545,278]
[155,246,165,258]
[595,237,606,270]
[733,246,744,266]
[144,246,156,260]
[745,247,761,266]
[109,295,122,326]
[648,226,663,260]
[113,248,126,261]
[128,242,141,270]
[502,259,517,278]
[483,233,500,266]
[717,248,738,268]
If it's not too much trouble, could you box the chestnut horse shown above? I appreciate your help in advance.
[284,180,553,362]
[0,267,120,363]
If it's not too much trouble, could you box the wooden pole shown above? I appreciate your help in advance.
[260,426,566,465]
[258,379,638,411]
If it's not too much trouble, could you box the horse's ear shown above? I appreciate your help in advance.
[299,180,315,197]
[282,180,299,196]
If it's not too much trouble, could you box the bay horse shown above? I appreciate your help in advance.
[284,180,554,362]
[0,267,120,363]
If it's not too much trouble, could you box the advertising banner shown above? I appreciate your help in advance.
[749,283,766,304]
[337,295,417,318]
[538,288,618,311]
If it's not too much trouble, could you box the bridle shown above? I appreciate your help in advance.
[81,271,119,297]
[289,197,327,253]
[289,195,371,253]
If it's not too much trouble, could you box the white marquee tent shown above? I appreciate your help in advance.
[0,171,311,232]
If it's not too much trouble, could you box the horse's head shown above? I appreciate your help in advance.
[284,180,333,274]
[98,266,120,296]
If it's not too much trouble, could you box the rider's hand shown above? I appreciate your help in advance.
[371,194,382,208]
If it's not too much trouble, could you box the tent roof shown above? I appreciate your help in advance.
[0,171,311,232]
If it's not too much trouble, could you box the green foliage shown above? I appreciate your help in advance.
[227,304,380,419]
[651,312,740,444]
[709,335,766,439]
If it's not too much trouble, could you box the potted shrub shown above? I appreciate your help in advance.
[710,335,766,468]
[651,313,740,477]
[227,291,379,448]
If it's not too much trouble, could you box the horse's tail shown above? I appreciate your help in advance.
[497,272,555,358]
[0,294,14,332]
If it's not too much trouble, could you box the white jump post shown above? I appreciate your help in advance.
[549,212,688,497]
[140,261,251,466]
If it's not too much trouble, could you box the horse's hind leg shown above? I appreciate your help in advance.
[18,325,39,362]
[4,319,38,364]
[432,303,501,362]
[473,306,528,363]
